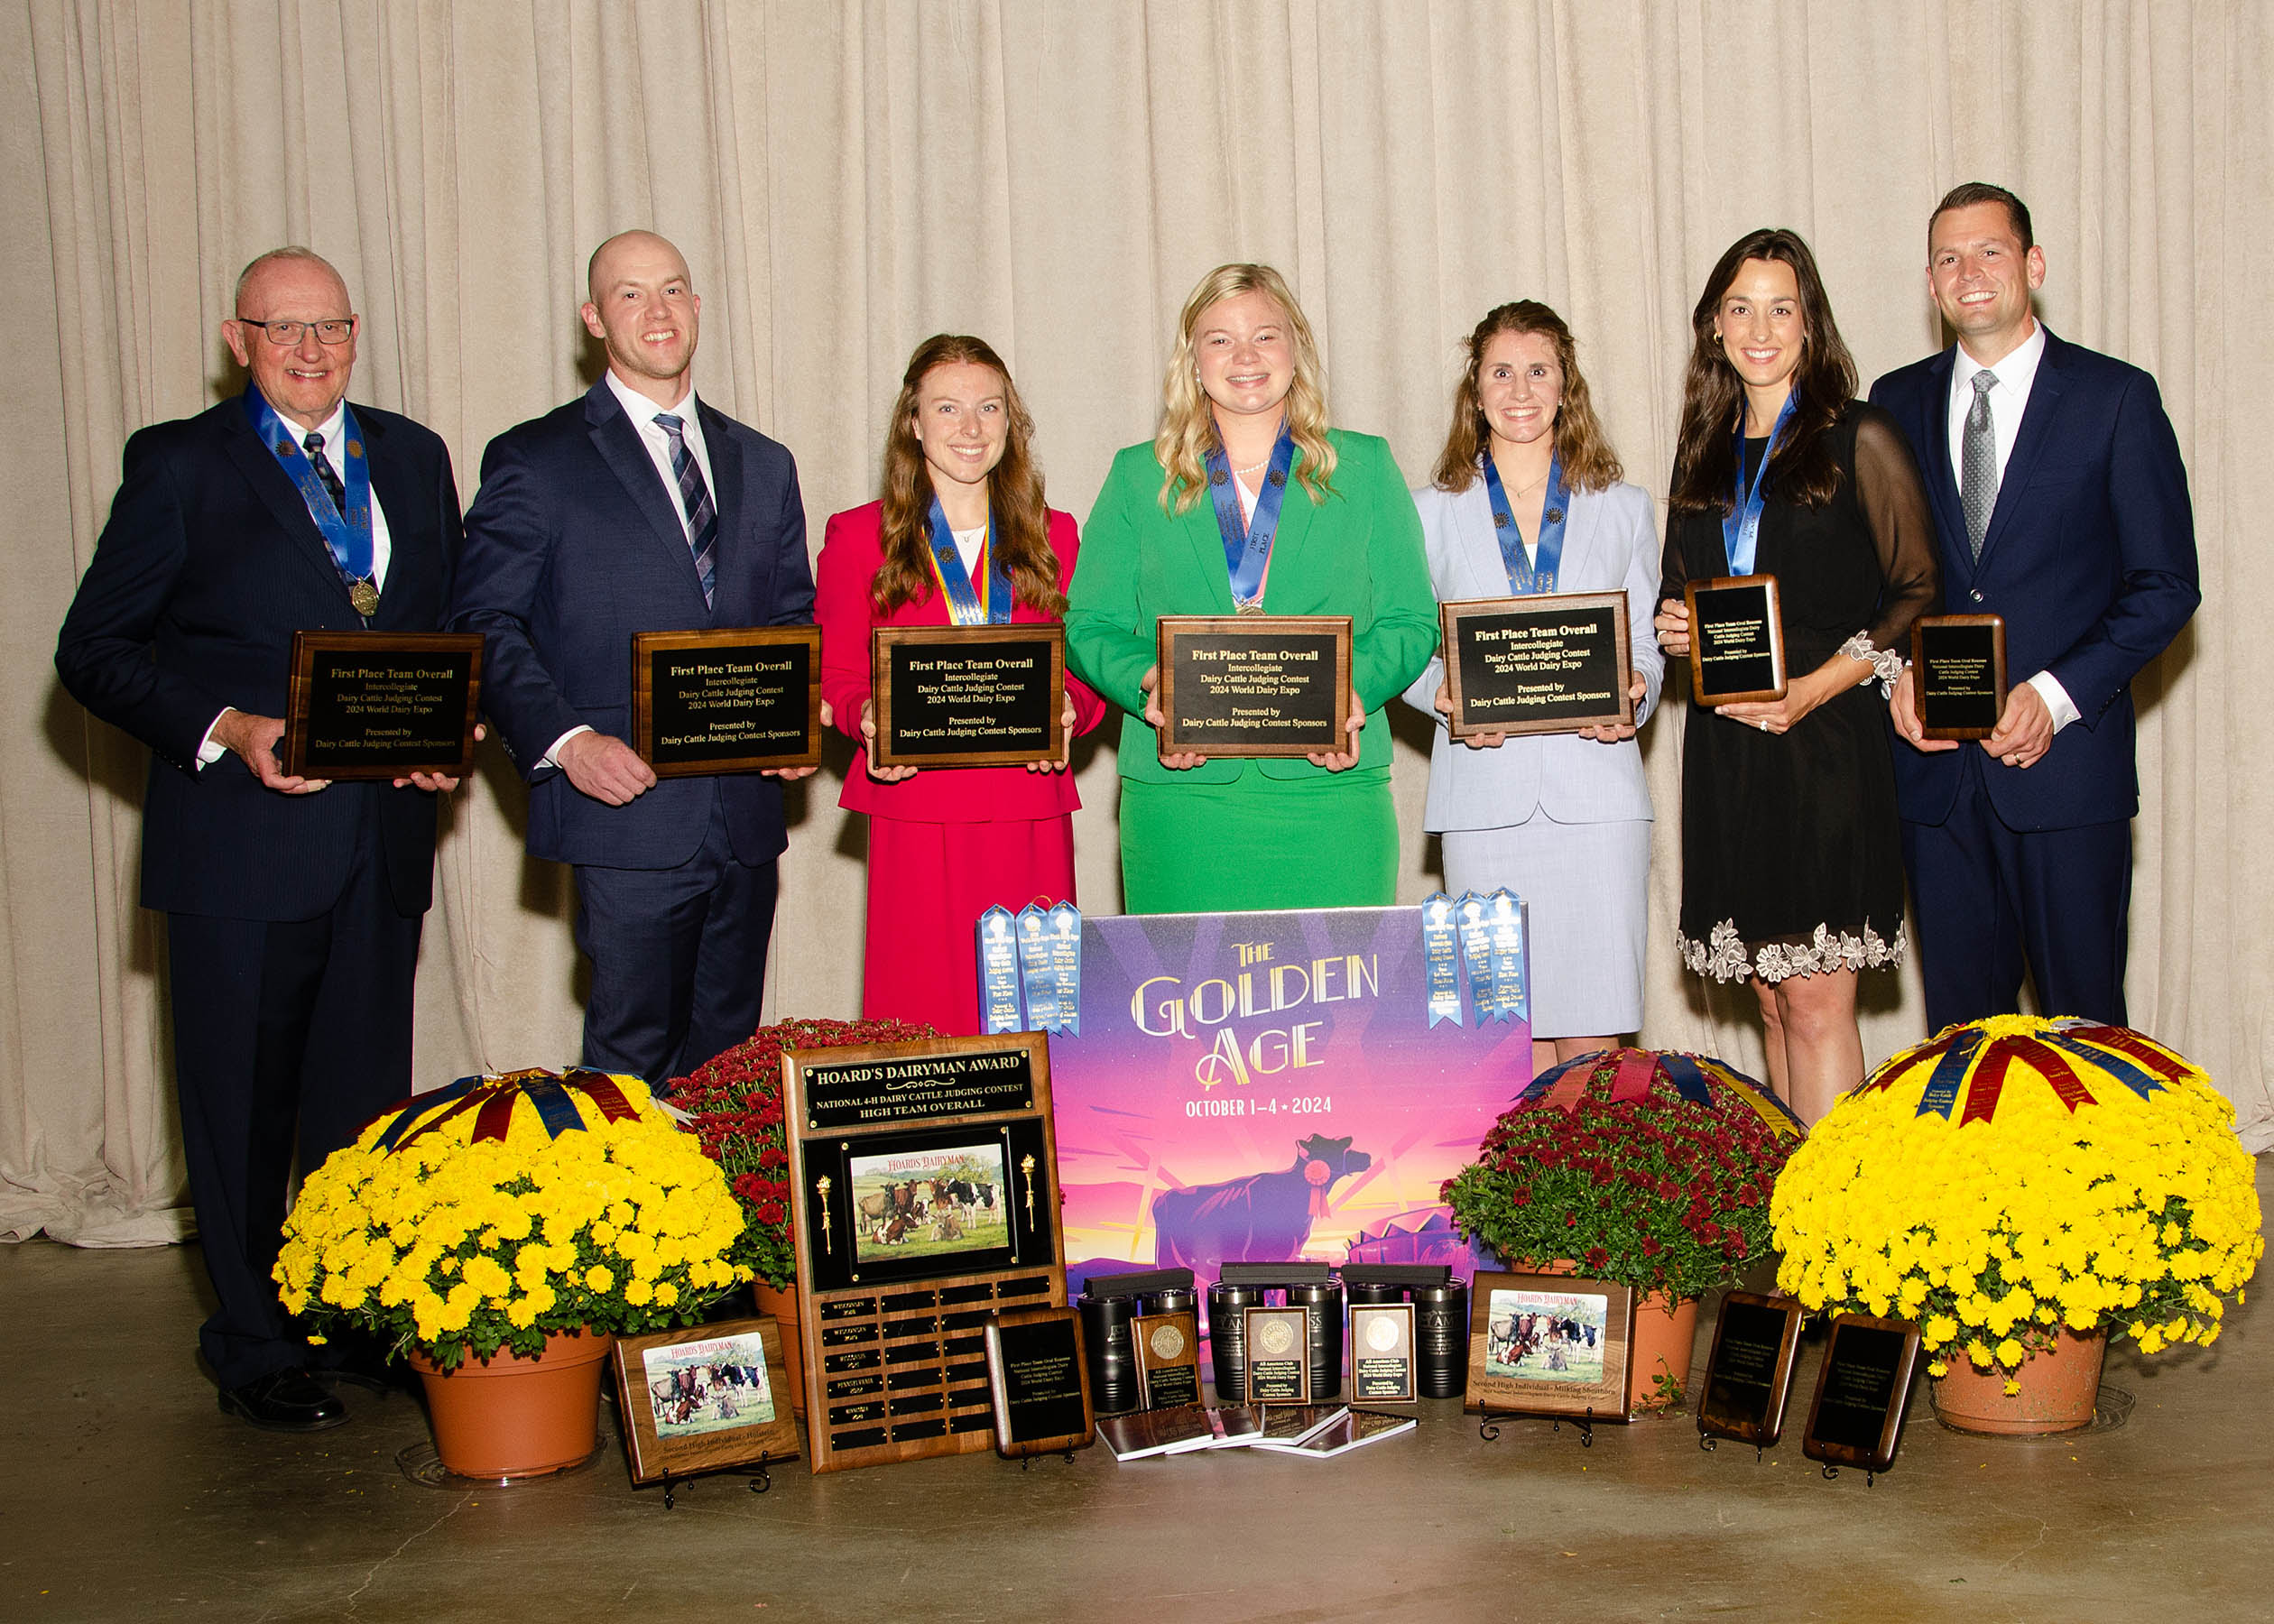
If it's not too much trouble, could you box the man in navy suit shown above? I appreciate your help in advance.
[453,231,817,1084]
[55,247,465,1429]
[1872,183,2198,1031]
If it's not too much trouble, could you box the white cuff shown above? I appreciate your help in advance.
[2026,670,2079,734]
[540,724,594,769]
[196,710,230,769]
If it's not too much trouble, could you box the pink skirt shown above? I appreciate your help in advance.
[862,815,1077,1037]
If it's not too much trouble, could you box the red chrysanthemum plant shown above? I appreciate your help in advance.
[662,1018,941,1290]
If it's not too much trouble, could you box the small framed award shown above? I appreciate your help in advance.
[282,630,483,780]
[1465,1269,1634,1424]
[613,1315,803,1492]
[1242,1306,1313,1404]
[1438,593,1633,739]
[1801,1313,1923,1476]
[632,626,822,775]
[1910,614,2007,741]
[872,624,1066,769]
[1696,1292,1804,1449]
[1350,1303,1418,1403]
[1684,576,1786,706]
[1154,614,1354,758]
[1131,1310,1202,1411]
[983,1306,1094,1459]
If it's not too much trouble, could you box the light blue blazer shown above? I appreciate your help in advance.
[1400,478,1665,832]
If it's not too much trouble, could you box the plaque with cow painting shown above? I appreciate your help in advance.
[612,1315,802,1491]
[781,1034,1068,1475]
[1465,1270,1634,1425]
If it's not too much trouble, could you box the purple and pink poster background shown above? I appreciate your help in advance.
[1050,905,1530,1297]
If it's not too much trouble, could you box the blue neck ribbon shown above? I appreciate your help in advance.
[1481,451,1571,595]
[246,385,374,606]
[1721,392,1798,577]
[926,497,1012,626]
[1204,423,1298,611]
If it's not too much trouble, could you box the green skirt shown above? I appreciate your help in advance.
[1117,768,1398,914]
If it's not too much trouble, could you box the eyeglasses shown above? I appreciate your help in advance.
[237,318,356,346]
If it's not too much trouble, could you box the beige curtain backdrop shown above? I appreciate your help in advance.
[6,0,2267,1247]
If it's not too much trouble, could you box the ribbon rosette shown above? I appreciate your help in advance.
[372,1066,643,1154]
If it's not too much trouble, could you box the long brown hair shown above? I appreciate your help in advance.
[1155,263,1336,514]
[874,335,1064,618]
[1668,229,1858,515]
[1431,301,1623,494]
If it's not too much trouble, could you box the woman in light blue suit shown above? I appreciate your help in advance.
[1402,302,1663,1070]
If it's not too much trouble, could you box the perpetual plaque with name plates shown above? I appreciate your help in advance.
[873,624,1066,769]
[1911,614,2007,742]
[1154,614,1354,758]
[1439,592,1633,739]
[1685,576,1787,706]
[632,626,823,775]
[283,630,483,780]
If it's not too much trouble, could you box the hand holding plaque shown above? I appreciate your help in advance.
[1909,614,2006,742]
[1683,577,1787,707]
[1153,615,1354,759]
[283,631,483,781]
[872,625,1066,770]
[632,626,822,775]
[1439,593,1634,740]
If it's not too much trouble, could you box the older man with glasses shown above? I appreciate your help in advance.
[56,247,466,1431]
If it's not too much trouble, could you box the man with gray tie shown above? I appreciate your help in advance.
[1872,183,2198,1031]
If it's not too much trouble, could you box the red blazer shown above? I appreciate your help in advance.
[817,501,1107,821]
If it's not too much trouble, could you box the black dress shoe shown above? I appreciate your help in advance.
[217,1368,349,1432]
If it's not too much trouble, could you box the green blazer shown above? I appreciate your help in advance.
[1067,429,1437,785]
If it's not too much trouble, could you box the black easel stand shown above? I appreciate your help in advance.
[651,1458,776,1510]
[1551,1406,1595,1448]
[1017,1449,1079,1472]
[1697,1435,1767,1463]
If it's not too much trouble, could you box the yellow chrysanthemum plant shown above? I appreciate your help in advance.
[276,1068,753,1372]
[1772,1016,2262,1393]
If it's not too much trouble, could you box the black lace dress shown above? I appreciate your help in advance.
[1659,402,1938,983]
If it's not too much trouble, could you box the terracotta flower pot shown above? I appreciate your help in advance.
[1930,1327,2107,1435]
[1627,1292,1701,1415]
[408,1328,615,1479]
[751,1279,806,1416]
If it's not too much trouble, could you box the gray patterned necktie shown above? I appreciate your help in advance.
[654,412,717,608]
[1961,370,1997,560]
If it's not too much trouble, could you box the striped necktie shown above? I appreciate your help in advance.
[654,412,717,608]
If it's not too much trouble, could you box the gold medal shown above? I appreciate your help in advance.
[349,578,380,617]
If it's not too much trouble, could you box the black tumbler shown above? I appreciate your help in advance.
[1412,1281,1468,1399]
[1142,1285,1198,1321]
[1286,1280,1345,1400]
[1206,1281,1262,1400]
[1078,1290,1140,1415]
[1344,1279,1407,1306]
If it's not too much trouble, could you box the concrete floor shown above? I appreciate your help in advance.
[5,1160,2270,1624]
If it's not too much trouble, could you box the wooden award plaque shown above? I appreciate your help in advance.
[1465,1269,1635,1424]
[631,625,821,775]
[1911,614,2007,741]
[1131,1311,1203,1411]
[1350,1303,1419,1404]
[872,624,1066,769]
[1696,1291,1804,1449]
[1242,1306,1314,1404]
[983,1305,1094,1459]
[613,1314,803,1492]
[1684,576,1786,706]
[282,630,483,780]
[1154,614,1354,757]
[1801,1312,1923,1476]
[1438,592,1633,739]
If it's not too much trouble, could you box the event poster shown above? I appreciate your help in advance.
[1050,906,1530,1300]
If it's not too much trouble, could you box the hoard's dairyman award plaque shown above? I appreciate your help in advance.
[1439,592,1633,739]
[1684,576,1787,706]
[874,624,1065,769]
[633,626,822,775]
[1155,615,1353,757]
[1911,614,2007,741]
[284,631,482,780]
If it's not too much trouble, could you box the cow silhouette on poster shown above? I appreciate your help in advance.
[1151,1133,1373,1272]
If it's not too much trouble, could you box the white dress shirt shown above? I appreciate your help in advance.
[1944,321,2076,734]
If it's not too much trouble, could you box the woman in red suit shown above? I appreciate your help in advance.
[817,334,1106,1032]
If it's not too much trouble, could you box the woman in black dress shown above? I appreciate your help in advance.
[1654,229,1938,1123]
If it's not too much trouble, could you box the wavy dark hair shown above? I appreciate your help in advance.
[1431,301,1623,494]
[874,334,1064,618]
[1668,229,1858,515]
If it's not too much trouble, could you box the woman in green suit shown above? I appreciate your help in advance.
[1067,263,1437,913]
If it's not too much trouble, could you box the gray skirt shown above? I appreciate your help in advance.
[1442,817,1650,1039]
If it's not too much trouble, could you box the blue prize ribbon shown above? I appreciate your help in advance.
[1420,892,1463,1028]
[1046,900,1082,1036]
[1455,892,1495,1028]
[1015,905,1061,1033]
[1720,391,1798,576]
[245,385,375,610]
[1917,1026,1984,1120]
[2043,1034,2166,1102]
[1205,424,1298,610]
[1480,453,1572,595]
[926,497,1012,627]
[975,905,1025,1034]
[1485,890,1529,1025]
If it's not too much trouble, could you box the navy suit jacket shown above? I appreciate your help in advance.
[1869,328,2197,830]
[55,393,460,920]
[451,379,814,870]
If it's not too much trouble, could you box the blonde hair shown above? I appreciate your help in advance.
[1154,263,1336,514]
